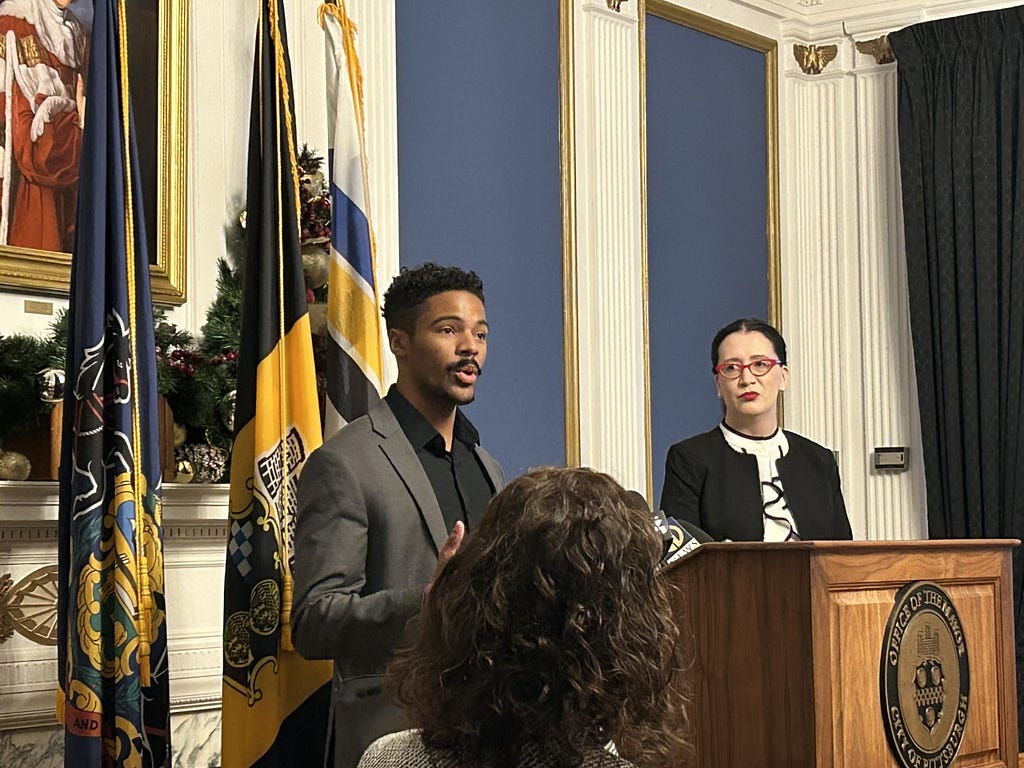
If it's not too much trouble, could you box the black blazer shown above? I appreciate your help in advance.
[660,427,852,542]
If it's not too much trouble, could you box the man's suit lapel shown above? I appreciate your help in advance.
[474,447,504,492]
[370,400,449,553]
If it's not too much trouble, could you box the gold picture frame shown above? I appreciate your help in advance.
[0,0,188,305]
[639,0,782,499]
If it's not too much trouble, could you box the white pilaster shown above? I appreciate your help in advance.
[571,0,647,492]
[849,41,927,540]
[782,39,866,530]
[782,32,927,540]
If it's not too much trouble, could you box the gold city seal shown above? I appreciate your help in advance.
[880,581,970,768]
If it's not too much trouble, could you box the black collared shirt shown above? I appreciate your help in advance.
[385,385,495,533]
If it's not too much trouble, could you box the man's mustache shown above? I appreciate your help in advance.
[447,358,482,376]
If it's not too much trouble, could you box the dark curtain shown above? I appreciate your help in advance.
[890,7,1024,742]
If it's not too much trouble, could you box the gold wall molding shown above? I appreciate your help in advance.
[559,0,581,467]
[794,43,838,75]
[640,0,782,494]
[856,35,895,65]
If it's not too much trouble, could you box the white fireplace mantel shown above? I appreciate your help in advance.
[0,481,230,732]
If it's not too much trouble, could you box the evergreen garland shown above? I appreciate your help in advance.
[0,320,64,443]
[201,258,243,354]
[0,295,242,452]
[160,257,241,452]
[2,145,328,479]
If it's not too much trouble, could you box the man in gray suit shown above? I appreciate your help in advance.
[292,263,505,768]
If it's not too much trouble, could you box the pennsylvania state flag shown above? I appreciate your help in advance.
[56,0,170,765]
[221,1,332,766]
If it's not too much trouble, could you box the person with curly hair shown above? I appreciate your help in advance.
[357,467,690,768]
[293,263,505,768]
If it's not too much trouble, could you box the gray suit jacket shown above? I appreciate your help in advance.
[291,398,504,768]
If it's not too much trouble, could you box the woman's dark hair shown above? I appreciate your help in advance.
[381,262,485,333]
[390,467,689,768]
[710,317,787,368]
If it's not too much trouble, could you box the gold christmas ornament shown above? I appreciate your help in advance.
[301,244,330,290]
[173,422,187,448]
[174,459,195,484]
[0,451,31,481]
[300,169,325,198]
[220,390,237,432]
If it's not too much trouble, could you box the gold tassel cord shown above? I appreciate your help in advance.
[116,0,152,687]
[269,0,297,651]
[270,0,303,230]
[315,2,343,33]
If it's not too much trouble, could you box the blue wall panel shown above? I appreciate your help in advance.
[396,1,564,478]
[646,16,770,505]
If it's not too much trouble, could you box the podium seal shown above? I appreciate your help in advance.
[880,581,969,768]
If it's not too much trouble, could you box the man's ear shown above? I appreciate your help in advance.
[388,327,408,357]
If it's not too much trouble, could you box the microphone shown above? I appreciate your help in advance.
[659,516,703,566]
[662,515,715,566]
[675,517,713,544]
[624,490,712,566]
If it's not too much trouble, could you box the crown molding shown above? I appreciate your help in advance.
[746,0,1024,39]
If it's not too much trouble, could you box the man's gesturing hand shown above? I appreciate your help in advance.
[424,521,464,599]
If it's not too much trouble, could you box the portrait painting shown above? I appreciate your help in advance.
[0,0,91,255]
[0,0,187,303]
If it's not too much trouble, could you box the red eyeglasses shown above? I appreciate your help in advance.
[712,359,784,379]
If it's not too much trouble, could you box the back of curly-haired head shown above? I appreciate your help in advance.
[381,262,485,334]
[390,466,690,768]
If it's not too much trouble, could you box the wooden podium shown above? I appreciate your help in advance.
[660,540,1018,767]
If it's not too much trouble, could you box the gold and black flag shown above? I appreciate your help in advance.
[220,1,331,765]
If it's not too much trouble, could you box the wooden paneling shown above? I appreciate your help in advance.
[678,548,815,766]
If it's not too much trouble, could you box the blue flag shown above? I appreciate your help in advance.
[56,0,170,765]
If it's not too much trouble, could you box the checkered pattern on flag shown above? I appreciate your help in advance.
[220,1,332,765]
[56,0,170,765]
[318,0,384,437]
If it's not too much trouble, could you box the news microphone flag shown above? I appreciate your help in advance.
[318,0,384,437]
[659,517,704,567]
[56,0,170,764]
[220,1,332,765]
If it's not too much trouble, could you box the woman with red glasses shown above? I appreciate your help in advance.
[660,318,852,542]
